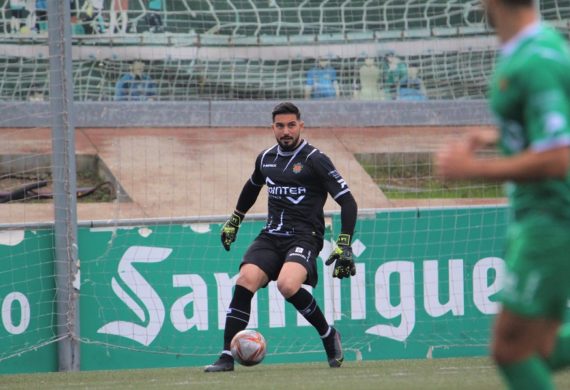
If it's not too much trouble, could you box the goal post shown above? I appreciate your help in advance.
[47,0,80,372]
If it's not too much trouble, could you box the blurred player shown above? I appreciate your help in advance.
[436,0,570,388]
[205,102,358,372]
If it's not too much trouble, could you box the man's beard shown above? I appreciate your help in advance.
[277,135,299,151]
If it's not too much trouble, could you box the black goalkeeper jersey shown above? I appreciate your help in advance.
[249,140,351,239]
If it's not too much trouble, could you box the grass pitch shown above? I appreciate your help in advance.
[2,357,570,390]
[355,152,503,199]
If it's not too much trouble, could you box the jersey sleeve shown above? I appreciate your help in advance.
[249,153,265,186]
[523,61,570,152]
[310,151,351,200]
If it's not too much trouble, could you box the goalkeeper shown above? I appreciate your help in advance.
[205,102,357,372]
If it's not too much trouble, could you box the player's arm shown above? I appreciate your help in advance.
[325,192,358,278]
[221,156,264,251]
[482,147,567,180]
[221,180,263,251]
[466,128,499,151]
[438,63,570,182]
[312,152,358,278]
[337,192,357,239]
[436,142,569,182]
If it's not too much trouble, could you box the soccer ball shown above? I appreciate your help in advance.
[230,329,267,366]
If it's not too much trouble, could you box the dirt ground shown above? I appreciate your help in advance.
[0,126,505,225]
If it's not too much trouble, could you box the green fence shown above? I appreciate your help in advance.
[0,206,522,373]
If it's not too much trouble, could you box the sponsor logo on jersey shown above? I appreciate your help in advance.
[328,170,348,189]
[263,163,277,168]
[265,177,306,204]
[292,162,303,174]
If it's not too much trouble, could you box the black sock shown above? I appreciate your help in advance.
[223,285,254,351]
[286,288,330,336]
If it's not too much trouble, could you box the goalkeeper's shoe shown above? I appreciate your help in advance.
[204,353,234,372]
[322,328,344,368]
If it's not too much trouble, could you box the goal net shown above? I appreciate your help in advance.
[0,0,568,373]
[0,0,567,102]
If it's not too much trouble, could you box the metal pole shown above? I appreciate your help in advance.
[47,0,80,372]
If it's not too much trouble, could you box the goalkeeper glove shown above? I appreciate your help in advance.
[325,234,356,279]
[221,211,242,251]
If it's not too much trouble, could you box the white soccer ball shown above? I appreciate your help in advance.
[230,329,267,366]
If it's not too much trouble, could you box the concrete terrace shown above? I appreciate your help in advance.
[0,125,504,225]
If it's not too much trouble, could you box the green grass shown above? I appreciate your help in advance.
[381,180,503,199]
[2,358,570,390]
[355,152,503,199]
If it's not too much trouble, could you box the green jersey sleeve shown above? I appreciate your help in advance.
[523,58,570,152]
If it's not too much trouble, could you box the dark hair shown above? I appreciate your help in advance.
[272,102,301,121]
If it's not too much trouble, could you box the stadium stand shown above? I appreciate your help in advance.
[0,50,495,101]
[0,0,566,101]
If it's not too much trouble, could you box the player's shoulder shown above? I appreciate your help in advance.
[521,27,570,67]
[301,143,332,164]
[256,144,278,161]
[536,25,568,49]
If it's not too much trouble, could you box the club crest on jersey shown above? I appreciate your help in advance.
[499,78,508,91]
[292,162,303,174]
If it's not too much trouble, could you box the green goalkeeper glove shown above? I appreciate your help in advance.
[325,234,356,279]
[221,212,242,251]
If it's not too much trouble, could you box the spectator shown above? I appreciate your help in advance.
[354,57,385,101]
[109,0,129,34]
[304,57,340,100]
[8,0,26,34]
[80,0,105,34]
[34,0,47,33]
[114,61,157,101]
[28,84,45,101]
[23,0,35,33]
[70,0,78,22]
[397,67,427,101]
[26,1,77,34]
[146,0,164,33]
[383,52,408,99]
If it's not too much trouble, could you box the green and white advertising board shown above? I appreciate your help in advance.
[0,207,517,373]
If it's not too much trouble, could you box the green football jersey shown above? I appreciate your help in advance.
[489,24,570,218]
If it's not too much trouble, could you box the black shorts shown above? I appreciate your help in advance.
[241,232,323,288]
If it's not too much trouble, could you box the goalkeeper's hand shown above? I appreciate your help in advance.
[325,234,356,279]
[221,212,242,251]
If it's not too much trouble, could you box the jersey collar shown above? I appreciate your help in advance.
[501,21,541,57]
[277,139,307,156]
